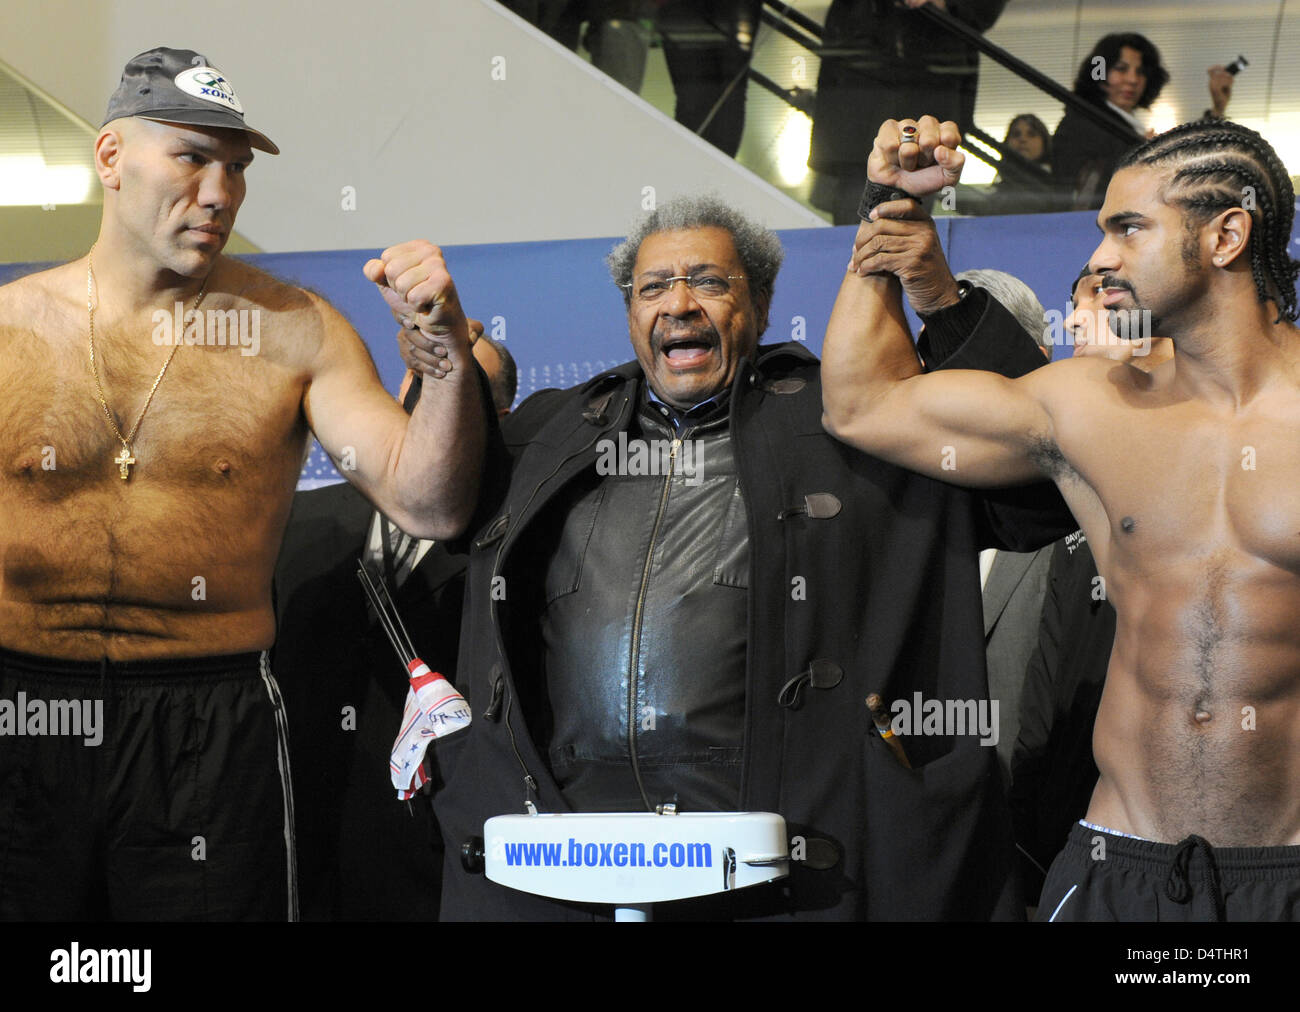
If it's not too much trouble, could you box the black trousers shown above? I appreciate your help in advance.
[0,646,296,921]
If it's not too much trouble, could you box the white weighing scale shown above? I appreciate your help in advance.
[483,808,789,921]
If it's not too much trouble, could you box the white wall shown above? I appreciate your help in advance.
[0,0,824,252]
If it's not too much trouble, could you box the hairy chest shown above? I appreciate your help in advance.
[0,326,307,497]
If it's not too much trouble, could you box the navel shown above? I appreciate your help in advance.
[1193,708,1213,725]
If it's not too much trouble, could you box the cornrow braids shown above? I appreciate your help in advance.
[1116,119,1300,322]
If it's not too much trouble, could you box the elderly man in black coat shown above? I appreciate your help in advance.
[412,191,1072,920]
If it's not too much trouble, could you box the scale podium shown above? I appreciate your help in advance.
[483,810,789,921]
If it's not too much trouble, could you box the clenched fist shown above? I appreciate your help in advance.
[868,115,965,198]
[364,240,471,380]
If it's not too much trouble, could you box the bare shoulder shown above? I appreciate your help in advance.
[1030,353,1167,403]
[218,257,359,365]
[0,259,82,308]
[220,256,313,316]
[1013,356,1162,481]
[0,260,83,350]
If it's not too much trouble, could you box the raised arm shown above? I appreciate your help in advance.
[304,241,485,540]
[820,116,1060,488]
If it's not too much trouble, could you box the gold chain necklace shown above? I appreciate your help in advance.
[87,244,208,480]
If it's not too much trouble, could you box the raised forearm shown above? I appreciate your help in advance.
[357,240,486,540]
[821,270,921,440]
[388,362,486,540]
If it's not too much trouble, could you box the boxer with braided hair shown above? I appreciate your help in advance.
[824,114,1300,921]
[1116,118,1300,322]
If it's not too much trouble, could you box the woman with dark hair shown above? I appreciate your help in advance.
[1052,33,1169,209]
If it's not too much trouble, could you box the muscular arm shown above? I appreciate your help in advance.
[821,250,1059,488]
[303,250,484,540]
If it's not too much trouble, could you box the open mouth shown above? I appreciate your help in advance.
[659,334,716,369]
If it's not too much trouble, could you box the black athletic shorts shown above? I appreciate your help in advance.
[0,646,298,921]
[1037,821,1300,921]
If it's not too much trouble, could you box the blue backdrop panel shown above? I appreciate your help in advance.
[6,204,1298,488]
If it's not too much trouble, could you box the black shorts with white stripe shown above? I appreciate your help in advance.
[1037,821,1300,922]
[0,646,297,921]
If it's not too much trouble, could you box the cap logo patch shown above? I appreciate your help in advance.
[174,66,244,114]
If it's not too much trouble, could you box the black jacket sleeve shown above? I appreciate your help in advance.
[917,287,1045,378]
[916,285,989,367]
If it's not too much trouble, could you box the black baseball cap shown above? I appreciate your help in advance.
[102,47,279,154]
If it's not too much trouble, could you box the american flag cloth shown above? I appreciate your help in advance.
[389,659,472,800]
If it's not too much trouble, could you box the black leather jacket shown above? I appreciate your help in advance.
[525,396,748,813]
[430,298,1074,920]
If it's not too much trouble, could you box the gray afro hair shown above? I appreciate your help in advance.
[606,195,784,335]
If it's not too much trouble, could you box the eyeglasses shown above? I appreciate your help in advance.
[622,273,745,304]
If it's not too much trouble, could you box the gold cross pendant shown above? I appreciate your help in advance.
[114,446,136,480]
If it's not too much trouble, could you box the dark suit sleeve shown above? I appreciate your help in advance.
[448,382,579,556]
[1008,540,1067,898]
[1010,540,1110,901]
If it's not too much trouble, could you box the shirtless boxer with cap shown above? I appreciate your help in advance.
[0,47,485,920]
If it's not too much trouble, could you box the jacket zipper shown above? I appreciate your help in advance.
[491,392,633,803]
[627,429,689,810]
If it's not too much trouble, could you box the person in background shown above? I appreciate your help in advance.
[1053,33,1235,210]
[985,113,1058,214]
[953,270,1055,796]
[1052,33,1169,209]
[273,324,517,921]
[519,1,652,94]
[1005,114,1051,170]
[809,0,1007,224]
[655,1,764,157]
